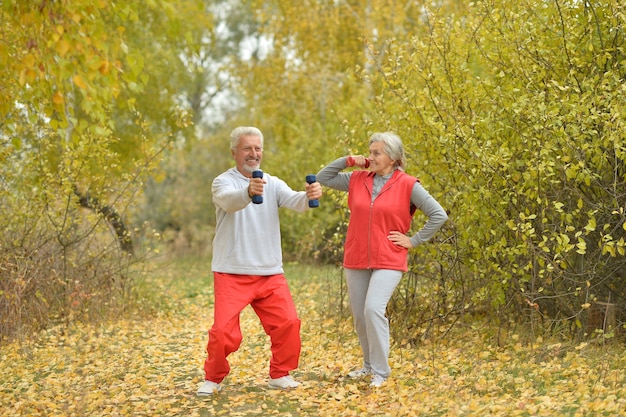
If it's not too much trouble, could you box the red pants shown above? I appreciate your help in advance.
[203,272,301,383]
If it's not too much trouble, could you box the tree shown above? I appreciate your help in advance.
[213,0,626,341]
[0,0,208,341]
[365,0,626,340]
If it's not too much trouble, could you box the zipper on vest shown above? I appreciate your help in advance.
[366,179,396,269]
[368,200,374,268]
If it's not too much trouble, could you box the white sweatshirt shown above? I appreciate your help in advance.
[211,167,310,275]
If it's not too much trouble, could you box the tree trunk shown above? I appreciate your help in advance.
[74,187,134,255]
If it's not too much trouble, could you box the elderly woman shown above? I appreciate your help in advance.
[316,132,448,387]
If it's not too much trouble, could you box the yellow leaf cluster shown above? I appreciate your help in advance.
[1,261,626,416]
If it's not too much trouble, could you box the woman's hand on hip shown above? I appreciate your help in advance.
[388,231,412,249]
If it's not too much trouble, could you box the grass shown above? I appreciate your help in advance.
[1,256,626,416]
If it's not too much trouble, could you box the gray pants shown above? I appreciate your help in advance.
[345,268,403,378]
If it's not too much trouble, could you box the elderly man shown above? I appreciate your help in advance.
[197,126,322,395]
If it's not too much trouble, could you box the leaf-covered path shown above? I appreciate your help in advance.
[2,260,626,416]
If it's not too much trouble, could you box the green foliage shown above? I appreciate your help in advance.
[3,0,624,343]
[206,0,626,340]
[0,0,205,342]
[360,0,626,337]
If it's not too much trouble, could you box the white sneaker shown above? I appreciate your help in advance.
[370,374,386,387]
[347,367,371,378]
[197,380,221,396]
[268,375,301,389]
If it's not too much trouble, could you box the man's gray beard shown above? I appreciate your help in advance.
[243,164,260,173]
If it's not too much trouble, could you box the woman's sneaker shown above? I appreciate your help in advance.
[347,367,371,378]
[370,374,386,387]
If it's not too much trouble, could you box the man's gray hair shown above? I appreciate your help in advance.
[369,132,406,170]
[230,126,264,150]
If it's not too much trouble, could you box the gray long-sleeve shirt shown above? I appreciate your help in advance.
[211,167,310,275]
[317,157,448,247]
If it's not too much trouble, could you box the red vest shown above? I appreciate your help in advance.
[344,170,418,272]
